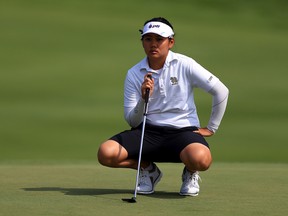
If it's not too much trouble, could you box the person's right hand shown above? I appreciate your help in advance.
[141,73,154,100]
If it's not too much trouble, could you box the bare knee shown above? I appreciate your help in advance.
[196,151,212,171]
[97,140,127,167]
[180,143,212,171]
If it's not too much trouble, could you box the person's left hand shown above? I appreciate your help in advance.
[194,127,214,137]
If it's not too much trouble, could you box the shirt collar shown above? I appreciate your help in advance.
[140,50,178,72]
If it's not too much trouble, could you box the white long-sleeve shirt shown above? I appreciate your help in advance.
[124,51,229,132]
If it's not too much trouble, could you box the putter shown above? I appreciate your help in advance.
[122,75,152,203]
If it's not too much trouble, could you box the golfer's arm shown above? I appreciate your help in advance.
[123,74,145,127]
[124,99,145,128]
[207,81,229,133]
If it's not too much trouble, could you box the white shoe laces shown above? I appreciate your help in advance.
[184,171,201,186]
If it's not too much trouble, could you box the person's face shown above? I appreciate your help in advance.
[142,33,174,61]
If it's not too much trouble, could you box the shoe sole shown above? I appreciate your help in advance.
[137,172,163,195]
[179,192,199,197]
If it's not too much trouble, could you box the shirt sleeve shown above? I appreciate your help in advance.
[190,60,219,91]
[123,72,144,128]
[207,80,229,132]
[190,59,229,132]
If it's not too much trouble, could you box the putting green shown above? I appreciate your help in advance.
[0,163,287,216]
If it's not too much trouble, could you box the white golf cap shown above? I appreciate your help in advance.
[141,21,174,38]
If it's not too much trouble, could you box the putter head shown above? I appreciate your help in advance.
[122,197,137,203]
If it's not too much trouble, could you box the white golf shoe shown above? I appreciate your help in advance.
[180,168,201,196]
[137,163,162,194]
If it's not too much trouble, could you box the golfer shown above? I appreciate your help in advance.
[98,17,229,196]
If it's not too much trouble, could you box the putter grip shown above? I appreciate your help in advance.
[144,89,150,103]
[144,75,152,103]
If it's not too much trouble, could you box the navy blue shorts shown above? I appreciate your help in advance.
[109,124,209,163]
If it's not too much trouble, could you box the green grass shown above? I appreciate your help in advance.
[0,1,288,215]
[1,0,288,163]
[0,163,287,216]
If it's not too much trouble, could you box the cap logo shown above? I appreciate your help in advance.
[149,24,160,28]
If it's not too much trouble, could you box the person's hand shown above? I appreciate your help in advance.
[141,73,154,100]
[194,127,214,137]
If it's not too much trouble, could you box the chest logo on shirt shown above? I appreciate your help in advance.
[170,77,178,85]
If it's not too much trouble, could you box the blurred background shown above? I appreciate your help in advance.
[1,0,287,163]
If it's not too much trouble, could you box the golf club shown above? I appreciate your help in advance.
[122,75,152,203]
